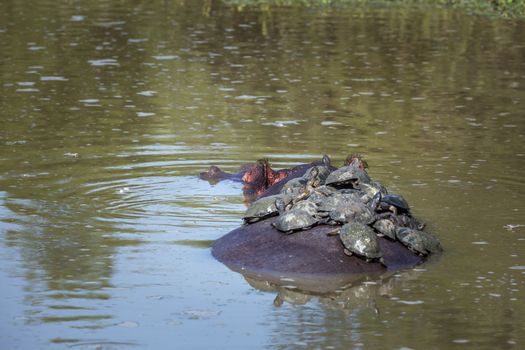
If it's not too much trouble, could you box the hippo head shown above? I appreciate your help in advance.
[199,165,228,183]
[242,160,268,191]
[241,159,292,198]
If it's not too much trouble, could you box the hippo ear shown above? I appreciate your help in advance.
[256,158,269,166]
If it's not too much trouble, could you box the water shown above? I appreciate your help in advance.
[1,0,524,348]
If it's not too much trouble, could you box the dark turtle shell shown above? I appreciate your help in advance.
[329,201,376,225]
[303,165,332,185]
[381,194,410,213]
[243,194,292,223]
[373,219,397,240]
[339,222,382,261]
[324,165,371,188]
[395,227,442,256]
[273,203,319,233]
[280,177,308,197]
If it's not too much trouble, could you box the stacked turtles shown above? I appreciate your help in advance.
[242,155,442,265]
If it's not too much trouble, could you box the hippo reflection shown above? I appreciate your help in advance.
[244,267,425,308]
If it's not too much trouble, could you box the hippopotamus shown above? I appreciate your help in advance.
[206,155,435,292]
[200,156,334,199]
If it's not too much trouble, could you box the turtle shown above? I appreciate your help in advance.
[373,218,397,240]
[243,194,292,224]
[293,167,322,202]
[304,185,337,206]
[395,227,443,256]
[329,201,377,225]
[322,154,332,167]
[376,194,411,216]
[280,177,308,197]
[291,200,318,216]
[303,165,332,185]
[327,191,384,225]
[339,222,383,262]
[272,204,320,234]
[324,164,372,188]
[316,191,363,213]
[337,188,368,198]
[280,167,322,202]
[398,214,426,230]
[357,181,388,199]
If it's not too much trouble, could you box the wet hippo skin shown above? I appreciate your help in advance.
[212,216,423,278]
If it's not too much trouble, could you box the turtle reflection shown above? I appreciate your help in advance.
[244,268,425,310]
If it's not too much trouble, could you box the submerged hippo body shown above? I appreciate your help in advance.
[211,216,424,291]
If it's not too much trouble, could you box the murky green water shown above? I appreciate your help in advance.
[1,0,524,348]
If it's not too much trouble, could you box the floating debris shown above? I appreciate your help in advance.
[153,55,179,61]
[88,59,119,67]
[137,112,155,117]
[40,76,68,81]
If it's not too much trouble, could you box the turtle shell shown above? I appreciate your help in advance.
[396,228,442,256]
[243,194,292,223]
[303,165,332,185]
[324,165,371,188]
[316,192,362,213]
[358,181,388,198]
[339,222,382,260]
[373,219,397,240]
[273,208,319,233]
[291,200,318,216]
[280,177,308,197]
[329,201,376,225]
[381,194,410,213]
[305,185,337,206]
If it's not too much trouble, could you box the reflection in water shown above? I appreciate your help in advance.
[244,268,424,309]
[246,269,426,349]
[0,0,524,348]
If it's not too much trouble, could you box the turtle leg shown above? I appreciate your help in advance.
[389,205,398,216]
[273,294,284,307]
[326,227,341,236]
[377,212,401,226]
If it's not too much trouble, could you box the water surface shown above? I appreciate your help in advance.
[1,1,524,348]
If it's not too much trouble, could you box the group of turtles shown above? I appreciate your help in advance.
[242,155,442,264]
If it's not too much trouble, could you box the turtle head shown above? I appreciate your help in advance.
[345,154,369,170]
[275,198,286,214]
[369,192,382,210]
[322,154,331,167]
[307,167,321,186]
